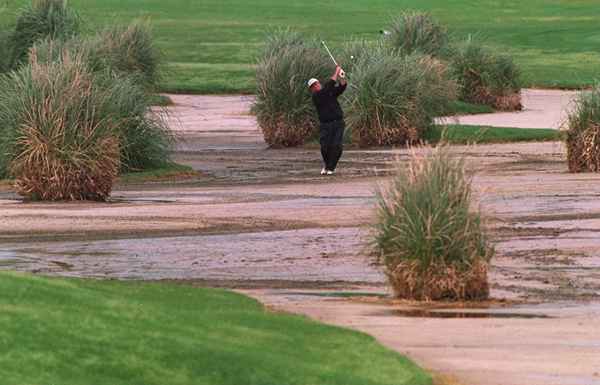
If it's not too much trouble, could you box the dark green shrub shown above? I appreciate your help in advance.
[255,30,331,147]
[449,37,522,110]
[346,51,456,147]
[565,85,600,172]
[374,145,494,300]
[386,11,449,57]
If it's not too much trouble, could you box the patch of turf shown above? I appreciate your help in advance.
[425,125,561,144]
[0,272,431,385]
[1,0,598,93]
[118,162,198,183]
[445,101,495,115]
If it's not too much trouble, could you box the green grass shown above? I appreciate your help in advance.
[0,272,431,385]
[1,0,598,93]
[445,101,494,115]
[426,125,561,144]
[118,162,197,183]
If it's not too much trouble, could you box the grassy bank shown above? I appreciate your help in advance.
[426,125,561,144]
[1,0,598,93]
[0,272,431,385]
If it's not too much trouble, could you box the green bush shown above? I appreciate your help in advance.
[32,20,161,90]
[31,39,172,172]
[255,30,331,147]
[94,21,161,90]
[346,51,456,147]
[0,54,119,200]
[374,145,494,300]
[7,0,80,70]
[0,49,172,199]
[565,85,600,172]
[386,11,449,57]
[449,36,522,110]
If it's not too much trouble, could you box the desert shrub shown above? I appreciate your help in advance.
[386,11,449,57]
[565,85,600,172]
[93,21,161,90]
[30,41,172,171]
[32,20,160,90]
[339,39,388,74]
[449,37,522,111]
[0,54,119,200]
[7,0,80,69]
[0,49,172,199]
[255,30,331,147]
[374,145,494,300]
[346,52,456,147]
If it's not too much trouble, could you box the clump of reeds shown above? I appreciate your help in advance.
[449,36,522,111]
[374,145,494,300]
[565,85,600,172]
[254,29,331,147]
[346,52,457,147]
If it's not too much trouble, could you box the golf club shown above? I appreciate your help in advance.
[321,40,345,78]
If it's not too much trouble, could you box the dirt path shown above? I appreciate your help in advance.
[245,289,600,385]
[0,92,598,385]
[440,89,579,129]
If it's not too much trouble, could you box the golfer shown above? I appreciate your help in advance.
[308,65,347,175]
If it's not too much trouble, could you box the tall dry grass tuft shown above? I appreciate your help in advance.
[32,20,160,90]
[374,145,494,300]
[254,29,331,147]
[386,11,449,57]
[0,53,120,200]
[30,40,172,172]
[346,52,456,147]
[7,0,80,69]
[566,86,600,172]
[449,36,522,111]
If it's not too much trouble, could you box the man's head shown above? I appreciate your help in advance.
[308,78,321,93]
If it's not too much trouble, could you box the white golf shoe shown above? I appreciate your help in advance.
[320,168,327,175]
[326,170,335,175]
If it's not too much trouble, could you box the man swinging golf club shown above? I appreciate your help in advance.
[308,65,347,175]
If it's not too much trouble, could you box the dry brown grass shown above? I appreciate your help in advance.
[567,123,600,172]
[257,115,316,148]
[374,145,493,301]
[1,53,122,200]
[386,259,489,301]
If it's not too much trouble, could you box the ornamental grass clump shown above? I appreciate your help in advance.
[32,20,161,90]
[374,145,494,300]
[0,54,120,200]
[346,52,456,147]
[449,37,522,111]
[30,40,172,172]
[7,0,80,70]
[565,85,600,172]
[255,30,331,147]
[386,11,449,57]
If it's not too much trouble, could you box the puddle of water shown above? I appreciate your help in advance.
[376,309,553,319]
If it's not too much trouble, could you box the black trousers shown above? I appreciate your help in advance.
[319,119,345,171]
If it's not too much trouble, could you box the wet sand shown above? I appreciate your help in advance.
[1,92,598,385]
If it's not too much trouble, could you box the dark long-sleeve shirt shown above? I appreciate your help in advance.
[311,79,347,123]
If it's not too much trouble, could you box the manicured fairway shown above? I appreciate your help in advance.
[1,0,599,93]
[0,272,431,385]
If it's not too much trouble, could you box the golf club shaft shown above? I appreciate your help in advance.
[321,41,338,66]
